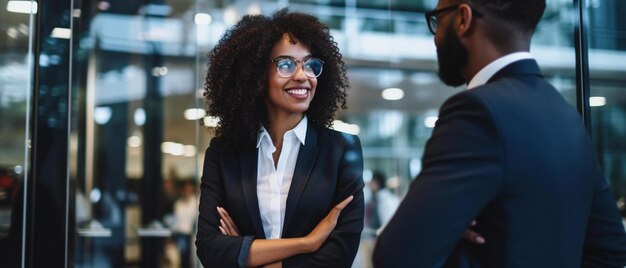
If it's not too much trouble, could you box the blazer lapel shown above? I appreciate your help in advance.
[282,124,319,235]
[239,147,266,238]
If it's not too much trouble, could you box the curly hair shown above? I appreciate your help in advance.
[204,8,349,149]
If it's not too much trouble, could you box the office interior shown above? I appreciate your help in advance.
[0,0,625,267]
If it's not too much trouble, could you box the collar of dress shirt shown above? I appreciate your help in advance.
[256,116,308,148]
[467,52,534,90]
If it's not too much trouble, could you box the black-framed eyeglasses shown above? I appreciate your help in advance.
[270,57,325,78]
[425,4,483,35]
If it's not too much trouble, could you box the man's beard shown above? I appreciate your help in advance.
[436,25,468,87]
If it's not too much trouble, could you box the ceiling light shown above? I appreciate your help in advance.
[382,87,404,100]
[7,1,37,14]
[184,108,206,120]
[589,96,606,107]
[194,13,212,25]
[424,116,438,128]
[51,27,71,39]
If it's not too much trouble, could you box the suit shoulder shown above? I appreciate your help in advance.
[317,126,361,147]
[440,78,542,117]
[205,136,225,154]
[439,89,493,115]
[207,136,223,147]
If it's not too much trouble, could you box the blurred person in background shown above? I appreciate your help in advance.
[172,180,198,268]
[356,170,400,268]
[365,170,399,235]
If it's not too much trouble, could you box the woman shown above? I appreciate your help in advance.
[196,9,364,268]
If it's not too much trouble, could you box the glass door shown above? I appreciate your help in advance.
[0,0,34,266]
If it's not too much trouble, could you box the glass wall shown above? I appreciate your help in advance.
[587,0,626,218]
[0,0,33,266]
[0,0,624,267]
[70,1,209,267]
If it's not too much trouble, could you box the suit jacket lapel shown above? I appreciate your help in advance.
[239,147,266,238]
[282,123,319,235]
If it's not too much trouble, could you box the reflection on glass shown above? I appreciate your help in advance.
[71,0,209,267]
[587,0,626,219]
[0,0,32,265]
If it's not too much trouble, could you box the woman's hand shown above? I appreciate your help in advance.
[217,206,241,236]
[302,195,354,253]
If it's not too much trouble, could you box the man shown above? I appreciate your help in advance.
[373,0,626,267]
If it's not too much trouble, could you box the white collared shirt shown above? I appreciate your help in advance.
[256,116,307,239]
[467,52,534,89]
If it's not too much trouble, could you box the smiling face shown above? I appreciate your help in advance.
[265,33,318,121]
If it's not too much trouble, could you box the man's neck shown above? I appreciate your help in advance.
[463,28,532,82]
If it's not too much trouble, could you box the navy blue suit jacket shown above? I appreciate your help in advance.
[373,59,626,267]
[196,123,364,268]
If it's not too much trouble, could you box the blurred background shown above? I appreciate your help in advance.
[0,0,625,267]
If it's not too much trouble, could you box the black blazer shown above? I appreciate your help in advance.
[196,123,365,268]
[373,59,626,267]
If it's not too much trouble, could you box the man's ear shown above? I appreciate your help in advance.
[456,3,476,36]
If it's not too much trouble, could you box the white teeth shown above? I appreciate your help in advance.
[287,89,308,95]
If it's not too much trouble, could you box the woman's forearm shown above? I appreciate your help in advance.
[246,237,310,267]
[240,196,353,267]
